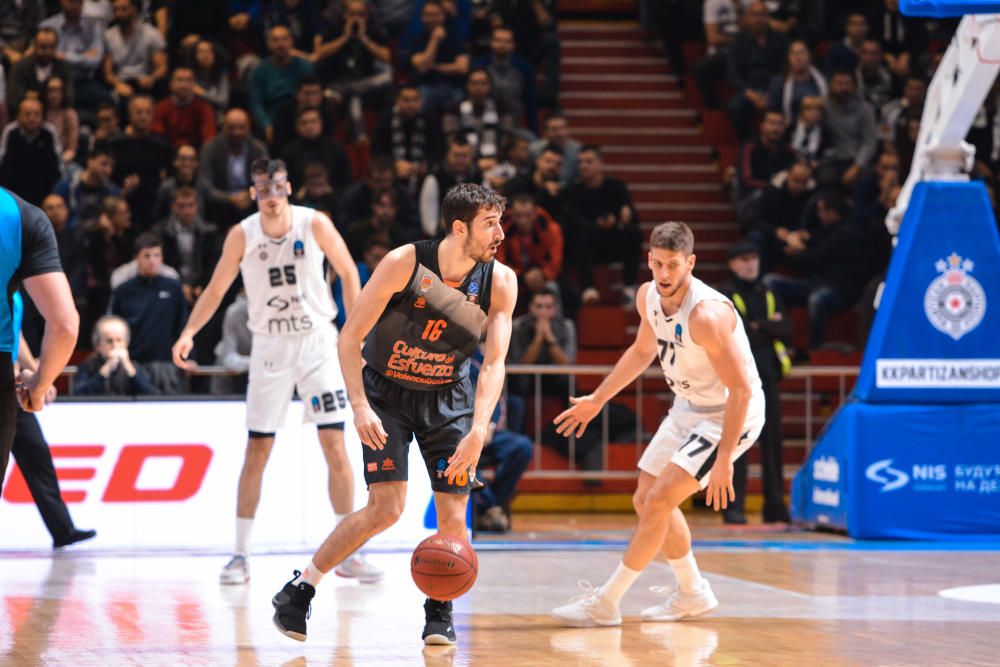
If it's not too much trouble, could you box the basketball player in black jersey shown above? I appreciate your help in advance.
[271,183,517,644]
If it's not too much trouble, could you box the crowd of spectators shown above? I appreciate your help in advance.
[640,0,959,350]
[5,0,593,389]
[2,1,979,508]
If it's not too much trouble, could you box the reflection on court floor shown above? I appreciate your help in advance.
[2,541,999,666]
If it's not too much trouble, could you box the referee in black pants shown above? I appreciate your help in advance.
[0,186,78,487]
[12,336,96,548]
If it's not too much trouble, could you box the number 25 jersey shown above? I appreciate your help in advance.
[240,205,338,336]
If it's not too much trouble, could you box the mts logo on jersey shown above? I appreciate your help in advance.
[1,444,212,503]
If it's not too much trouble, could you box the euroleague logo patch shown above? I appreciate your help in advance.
[924,252,986,341]
[420,275,434,292]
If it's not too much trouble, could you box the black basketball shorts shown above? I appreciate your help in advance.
[361,365,475,494]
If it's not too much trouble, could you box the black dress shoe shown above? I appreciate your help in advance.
[722,510,748,525]
[53,528,97,549]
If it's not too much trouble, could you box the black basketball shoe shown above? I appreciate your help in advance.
[272,570,315,642]
[422,598,456,645]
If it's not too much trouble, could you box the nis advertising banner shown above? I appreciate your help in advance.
[0,402,434,550]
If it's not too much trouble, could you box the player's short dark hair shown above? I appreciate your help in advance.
[649,221,695,256]
[251,158,288,179]
[579,143,602,158]
[134,231,163,254]
[441,183,506,235]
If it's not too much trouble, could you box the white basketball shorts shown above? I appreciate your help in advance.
[246,325,349,433]
[637,392,765,488]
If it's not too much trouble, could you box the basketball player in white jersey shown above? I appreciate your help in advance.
[171,159,381,585]
[551,221,765,626]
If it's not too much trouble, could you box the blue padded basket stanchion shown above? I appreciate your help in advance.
[900,0,1000,16]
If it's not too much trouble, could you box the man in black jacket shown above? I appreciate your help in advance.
[72,315,157,396]
[763,190,864,348]
[279,108,352,194]
[748,161,815,271]
[720,241,792,524]
[563,145,640,305]
[726,2,787,140]
[109,232,189,364]
[7,28,75,113]
[0,98,63,206]
[155,186,220,303]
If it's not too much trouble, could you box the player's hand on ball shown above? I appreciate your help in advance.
[554,394,602,438]
[446,429,484,479]
[355,404,388,450]
[705,459,735,511]
[171,334,194,369]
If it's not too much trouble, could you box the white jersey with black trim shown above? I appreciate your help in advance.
[644,276,762,407]
[240,205,338,336]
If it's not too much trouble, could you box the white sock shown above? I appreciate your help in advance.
[599,562,641,606]
[293,560,326,588]
[667,551,704,594]
[235,517,253,557]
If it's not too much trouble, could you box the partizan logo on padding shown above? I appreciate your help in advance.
[924,252,986,341]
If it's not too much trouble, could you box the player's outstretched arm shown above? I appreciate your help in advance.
[444,263,517,478]
[690,301,753,512]
[554,281,659,438]
[171,224,244,368]
[312,212,361,315]
[338,244,415,450]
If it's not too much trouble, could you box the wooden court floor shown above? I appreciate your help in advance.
[2,514,999,666]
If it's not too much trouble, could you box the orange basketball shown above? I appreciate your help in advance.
[410,533,479,601]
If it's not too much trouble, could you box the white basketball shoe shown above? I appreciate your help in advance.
[335,553,384,583]
[550,581,623,627]
[220,554,250,585]
[640,580,719,622]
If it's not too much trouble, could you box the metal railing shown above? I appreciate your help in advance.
[58,363,860,480]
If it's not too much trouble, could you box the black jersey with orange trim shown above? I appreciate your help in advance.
[362,239,494,390]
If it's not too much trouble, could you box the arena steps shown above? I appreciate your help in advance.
[512,21,859,502]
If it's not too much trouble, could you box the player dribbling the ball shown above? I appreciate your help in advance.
[271,183,517,644]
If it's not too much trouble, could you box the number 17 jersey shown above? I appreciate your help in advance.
[240,205,338,336]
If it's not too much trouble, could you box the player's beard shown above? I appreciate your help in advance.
[465,235,500,263]
[657,269,691,298]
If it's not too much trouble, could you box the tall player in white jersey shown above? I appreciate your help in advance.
[551,221,765,626]
[171,159,381,585]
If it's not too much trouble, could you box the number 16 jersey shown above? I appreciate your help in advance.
[240,206,338,336]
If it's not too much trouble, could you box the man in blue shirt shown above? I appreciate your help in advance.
[1,186,79,486]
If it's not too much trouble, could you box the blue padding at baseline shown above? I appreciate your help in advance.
[901,0,1000,16]
[793,402,1000,539]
